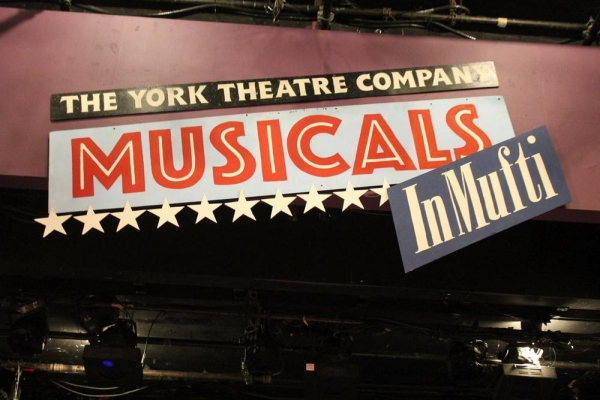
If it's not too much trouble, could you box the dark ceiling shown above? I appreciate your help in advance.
[1,1,600,399]
[1,0,600,43]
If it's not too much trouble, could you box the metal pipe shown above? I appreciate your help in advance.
[0,362,86,375]
[0,361,272,383]
[121,0,588,32]
[44,330,244,349]
[331,8,588,32]
[117,304,365,325]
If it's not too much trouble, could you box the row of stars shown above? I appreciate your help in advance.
[35,180,391,237]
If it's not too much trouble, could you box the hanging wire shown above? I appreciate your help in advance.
[56,380,120,391]
[415,5,471,15]
[72,3,219,17]
[50,380,150,398]
[71,2,314,21]
[266,0,285,23]
[429,20,476,40]
[335,17,475,40]
[141,311,165,367]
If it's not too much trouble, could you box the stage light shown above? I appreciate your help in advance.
[83,319,142,389]
[500,345,544,367]
[494,345,557,400]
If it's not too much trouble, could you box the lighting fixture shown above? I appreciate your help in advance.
[82,319,142,389]
[494,344,557,400]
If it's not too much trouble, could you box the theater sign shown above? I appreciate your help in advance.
[50,62,498,120]
[48,96,515,218]
[389,126,571,272]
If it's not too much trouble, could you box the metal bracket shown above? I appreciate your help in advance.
[583,12,600,45]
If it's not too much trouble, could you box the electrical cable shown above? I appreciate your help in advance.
[428,20,476,40]
[72,2,314,21]
[72,3,214,17]
[415,5,471,15]
[149,4,244,18]
[220,8,315,21]
[56,380,120,391]
[340,0,359,9]
[336,17,475,40]
[64,0,591,42]
[334,16,423,29]
[0,207,37,224]
[141,311,164,367]
[365,317,437,336]
[50,380,150,398]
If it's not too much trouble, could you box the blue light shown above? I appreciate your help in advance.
[102,360,114,368]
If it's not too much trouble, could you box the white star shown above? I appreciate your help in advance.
[261,188,295,218]
[334,182,368,211]
[34,207,72,238]
[111,201,145,231]
[298,183,330,213]
[74,206,109,234]
[225,190,259,222]
[188,195,222,223]
[148,199,183,228]
[369,178,391,206]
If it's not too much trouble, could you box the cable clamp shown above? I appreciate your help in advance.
[267,0,285,23]
[582,16,597,41]
[317,6,335,23]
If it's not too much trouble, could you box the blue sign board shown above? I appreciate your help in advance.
[389,126,571,272]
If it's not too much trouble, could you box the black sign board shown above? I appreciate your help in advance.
[50,61,498,121]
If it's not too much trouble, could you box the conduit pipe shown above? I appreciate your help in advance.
[0,361,272,383]
[334,8,588,31]
[132,0,589,32]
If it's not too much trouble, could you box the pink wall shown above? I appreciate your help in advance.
[0,7,598,214]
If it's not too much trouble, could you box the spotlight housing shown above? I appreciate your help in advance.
[83,319,142,389]
[494,345,557,400]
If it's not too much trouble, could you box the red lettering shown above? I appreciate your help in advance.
[287,115,349,177]
[210,121,256,185]
[446,104,492,159]
[71,133,145,198]
[409,109,452,169]
[257,120,287,182]
[352,114,416,175]
[149,126,205,189]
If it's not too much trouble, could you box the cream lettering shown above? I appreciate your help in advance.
[403,135,561,252]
